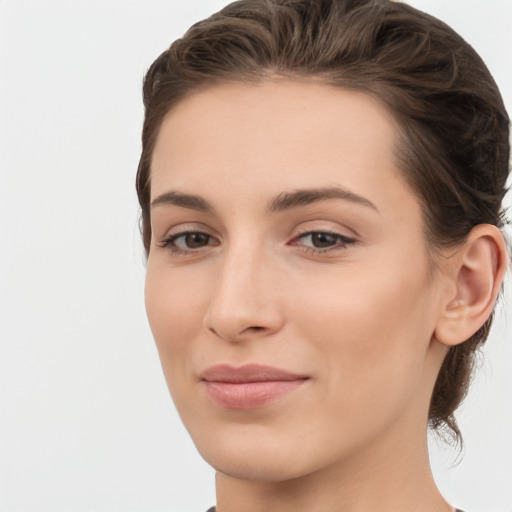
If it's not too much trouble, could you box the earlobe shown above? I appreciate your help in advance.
[434,224,508,347]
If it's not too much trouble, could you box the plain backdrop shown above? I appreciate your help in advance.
[0,1,511,511]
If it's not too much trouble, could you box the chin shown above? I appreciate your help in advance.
[189,421,345,483]
[203,449,311,483]
[194,429,290,479]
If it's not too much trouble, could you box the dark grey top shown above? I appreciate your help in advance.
[206,508,465,511]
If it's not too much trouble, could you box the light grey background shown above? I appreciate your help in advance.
[0,1,510,511]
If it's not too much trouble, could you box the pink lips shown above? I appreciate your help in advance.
[200,364,309,409]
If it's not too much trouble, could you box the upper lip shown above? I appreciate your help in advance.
[199,364,309,383]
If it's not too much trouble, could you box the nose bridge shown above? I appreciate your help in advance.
[204,235,282,341]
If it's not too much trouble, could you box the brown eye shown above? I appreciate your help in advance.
[294,231,356,253]
[309,232,340,248]
[183,232,210,248]
[159,231,217,253]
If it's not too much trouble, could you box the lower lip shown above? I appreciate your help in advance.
[203,380,307,409]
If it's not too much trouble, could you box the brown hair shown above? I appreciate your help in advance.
[136,0,510,443]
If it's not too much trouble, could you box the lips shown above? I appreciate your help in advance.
[199,364,309,409]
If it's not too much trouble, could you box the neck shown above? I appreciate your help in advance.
[214,426,452,512]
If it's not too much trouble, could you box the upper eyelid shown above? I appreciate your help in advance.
[164,228,213,238]
[159,222,218,238]
[162,230,219,245]
[293,225,358,240]
[161,227,353,239]
[291,231,356,245]
[295,226,350,236]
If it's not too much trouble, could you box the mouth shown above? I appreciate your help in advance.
[199,364,309,410]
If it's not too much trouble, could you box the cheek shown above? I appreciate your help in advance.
[290,256,436,407]
[144,261,209,380]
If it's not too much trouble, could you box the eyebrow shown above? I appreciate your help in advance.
[150,186,378,214]
[268,186,379,213]
[151,191,214,212]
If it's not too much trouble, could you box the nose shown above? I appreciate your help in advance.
[203,246,284,343]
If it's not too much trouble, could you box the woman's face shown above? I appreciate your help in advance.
[145,81,449,482]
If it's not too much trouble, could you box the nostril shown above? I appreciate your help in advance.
[208,324,266,341]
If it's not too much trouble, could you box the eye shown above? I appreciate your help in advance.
[158,231,218,253]
[292,230,356,253]
[302,232,341,248]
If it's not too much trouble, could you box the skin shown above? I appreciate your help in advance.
[144,81,497,512]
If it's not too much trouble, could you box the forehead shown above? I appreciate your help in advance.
[150,80,417,220]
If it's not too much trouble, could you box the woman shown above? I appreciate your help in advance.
[136,1,510,511]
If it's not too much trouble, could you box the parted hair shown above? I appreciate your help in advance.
[136,0,510,443]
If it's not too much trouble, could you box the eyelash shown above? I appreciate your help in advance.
[293,230,356,254]
[157,229,356,256]
[158,231,218,255]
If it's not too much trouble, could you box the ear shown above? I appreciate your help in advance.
[434,224,508,347]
